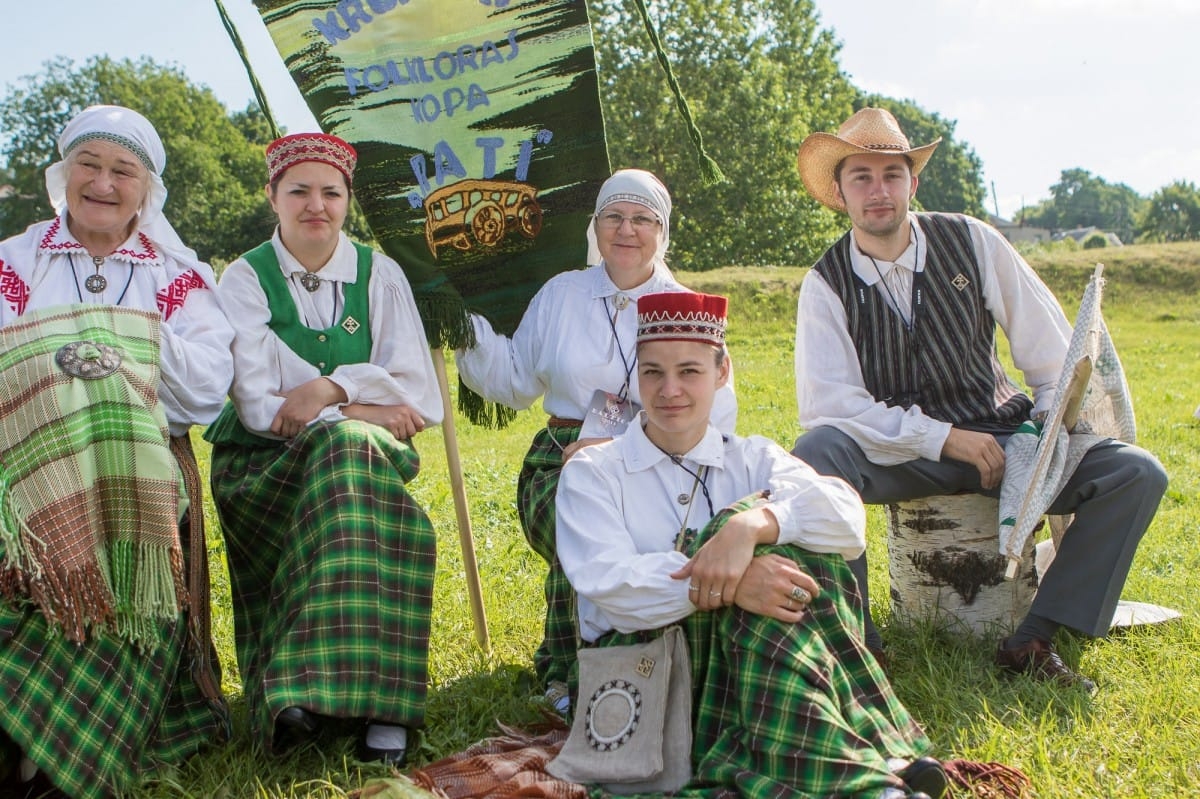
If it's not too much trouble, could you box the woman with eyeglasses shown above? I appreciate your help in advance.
[455,168,737,711]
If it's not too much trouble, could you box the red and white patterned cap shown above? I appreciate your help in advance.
[266,133,357,183]
[636,292,727,347]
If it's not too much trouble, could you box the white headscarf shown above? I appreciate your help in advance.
[43,104,199,265]
[585,168,673,267]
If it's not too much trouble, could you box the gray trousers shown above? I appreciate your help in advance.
[791,426,1168,641]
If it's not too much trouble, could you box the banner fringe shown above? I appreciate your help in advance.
[458,378,518,429]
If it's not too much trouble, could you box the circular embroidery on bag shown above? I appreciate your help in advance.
[585,679,642,750]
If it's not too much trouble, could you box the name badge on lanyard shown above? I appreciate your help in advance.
[580,388,638,438]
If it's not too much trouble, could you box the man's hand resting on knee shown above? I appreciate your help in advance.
[941,427,1006,489]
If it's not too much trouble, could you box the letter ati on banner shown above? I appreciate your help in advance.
[254,0,611,347]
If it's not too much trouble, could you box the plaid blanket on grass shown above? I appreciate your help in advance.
[0,303,184,649]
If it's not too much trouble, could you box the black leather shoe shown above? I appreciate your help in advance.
[357,732,408,767]
[898,756,948,799]
[995,637,1097,694]
[273,706,320,751]
[0,729,18,784]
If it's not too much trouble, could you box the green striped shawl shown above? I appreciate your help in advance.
[0,304,184,649]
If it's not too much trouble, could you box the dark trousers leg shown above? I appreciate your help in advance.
[793,427,1167,640]
[1036,440,1167,636]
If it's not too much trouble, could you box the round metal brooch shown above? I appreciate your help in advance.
[55,340,123,379]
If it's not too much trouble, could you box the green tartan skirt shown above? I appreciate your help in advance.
[0,591,228,798]
[517,423,581,690]
[587,501,931,799]
[210,420,436,751]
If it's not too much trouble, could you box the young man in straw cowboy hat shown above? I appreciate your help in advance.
[789,107,1167,692]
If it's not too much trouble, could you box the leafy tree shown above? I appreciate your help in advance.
[589,0,856,269]
[1019,168,1144,244]
[856,95,987,219]
[587,1,992,268]
[1137,180,1200,243]
[0,56,273,264]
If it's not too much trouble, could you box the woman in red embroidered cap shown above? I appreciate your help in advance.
[205,133,441,765]
[554,291,948,799]
[0,104,233,798]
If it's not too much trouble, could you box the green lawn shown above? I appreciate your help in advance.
[164,242,1200,797]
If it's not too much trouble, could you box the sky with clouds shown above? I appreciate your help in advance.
[4,0,1195,219]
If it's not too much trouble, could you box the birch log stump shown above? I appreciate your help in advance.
[887,493,1038,636]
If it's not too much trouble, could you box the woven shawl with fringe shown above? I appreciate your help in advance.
[998,264,1136,568]
[0,303,185,649]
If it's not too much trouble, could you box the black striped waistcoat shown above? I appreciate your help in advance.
[813,212,1032,429]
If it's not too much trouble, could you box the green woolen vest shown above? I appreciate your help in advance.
[205,240,374,447]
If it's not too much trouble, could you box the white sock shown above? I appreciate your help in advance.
[365,723,408,750]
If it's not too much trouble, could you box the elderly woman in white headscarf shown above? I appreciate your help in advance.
[0,105,232,798]
[455,168,737,709]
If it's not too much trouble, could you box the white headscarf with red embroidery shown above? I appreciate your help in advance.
[43,105,199,267]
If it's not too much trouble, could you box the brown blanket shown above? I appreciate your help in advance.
[354,723,582,799]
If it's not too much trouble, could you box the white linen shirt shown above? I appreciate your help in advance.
[455,262,737,433]
[795,213,1072,465]
[217,229,442,438]
[0,216,234,436]
[557,417,866,642]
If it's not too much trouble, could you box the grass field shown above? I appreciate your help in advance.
[153,243,1199,797]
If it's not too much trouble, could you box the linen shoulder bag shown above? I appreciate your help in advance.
[546,624,692,793]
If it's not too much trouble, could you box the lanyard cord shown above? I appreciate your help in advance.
[861,223,924,407]
[863,223,921,333]
[604,295,637,401]
[653,441,715,520]
[293,273,341,328]
[68,253,135,306]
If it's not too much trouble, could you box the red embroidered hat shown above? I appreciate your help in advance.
[636,292,728,347]
[265,132,357,184]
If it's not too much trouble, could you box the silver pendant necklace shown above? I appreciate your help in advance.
[84,255,107,293]
[299,272,322,293]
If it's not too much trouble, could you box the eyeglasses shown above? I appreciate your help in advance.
[595,211,661,231]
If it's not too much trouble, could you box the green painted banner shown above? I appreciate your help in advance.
[253,0,610,348]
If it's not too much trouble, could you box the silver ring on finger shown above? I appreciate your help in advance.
[708,590,721,598]
[785,596,794,609]
[790,586,812,604]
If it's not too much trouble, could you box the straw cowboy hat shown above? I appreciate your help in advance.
[797,107,941,212]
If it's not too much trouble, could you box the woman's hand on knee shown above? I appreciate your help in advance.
[731,554,820,622]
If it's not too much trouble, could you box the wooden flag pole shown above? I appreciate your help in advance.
[431,349,490,651]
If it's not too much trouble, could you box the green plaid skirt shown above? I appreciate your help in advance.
[210,420,436,750]
[0,570,228,798]
[587,498,930,799]
[517,423,581,690]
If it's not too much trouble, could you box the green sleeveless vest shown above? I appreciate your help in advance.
[205,241,374,447]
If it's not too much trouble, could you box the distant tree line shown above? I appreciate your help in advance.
[1015,167,1200,245]
[1,3,1195,268]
